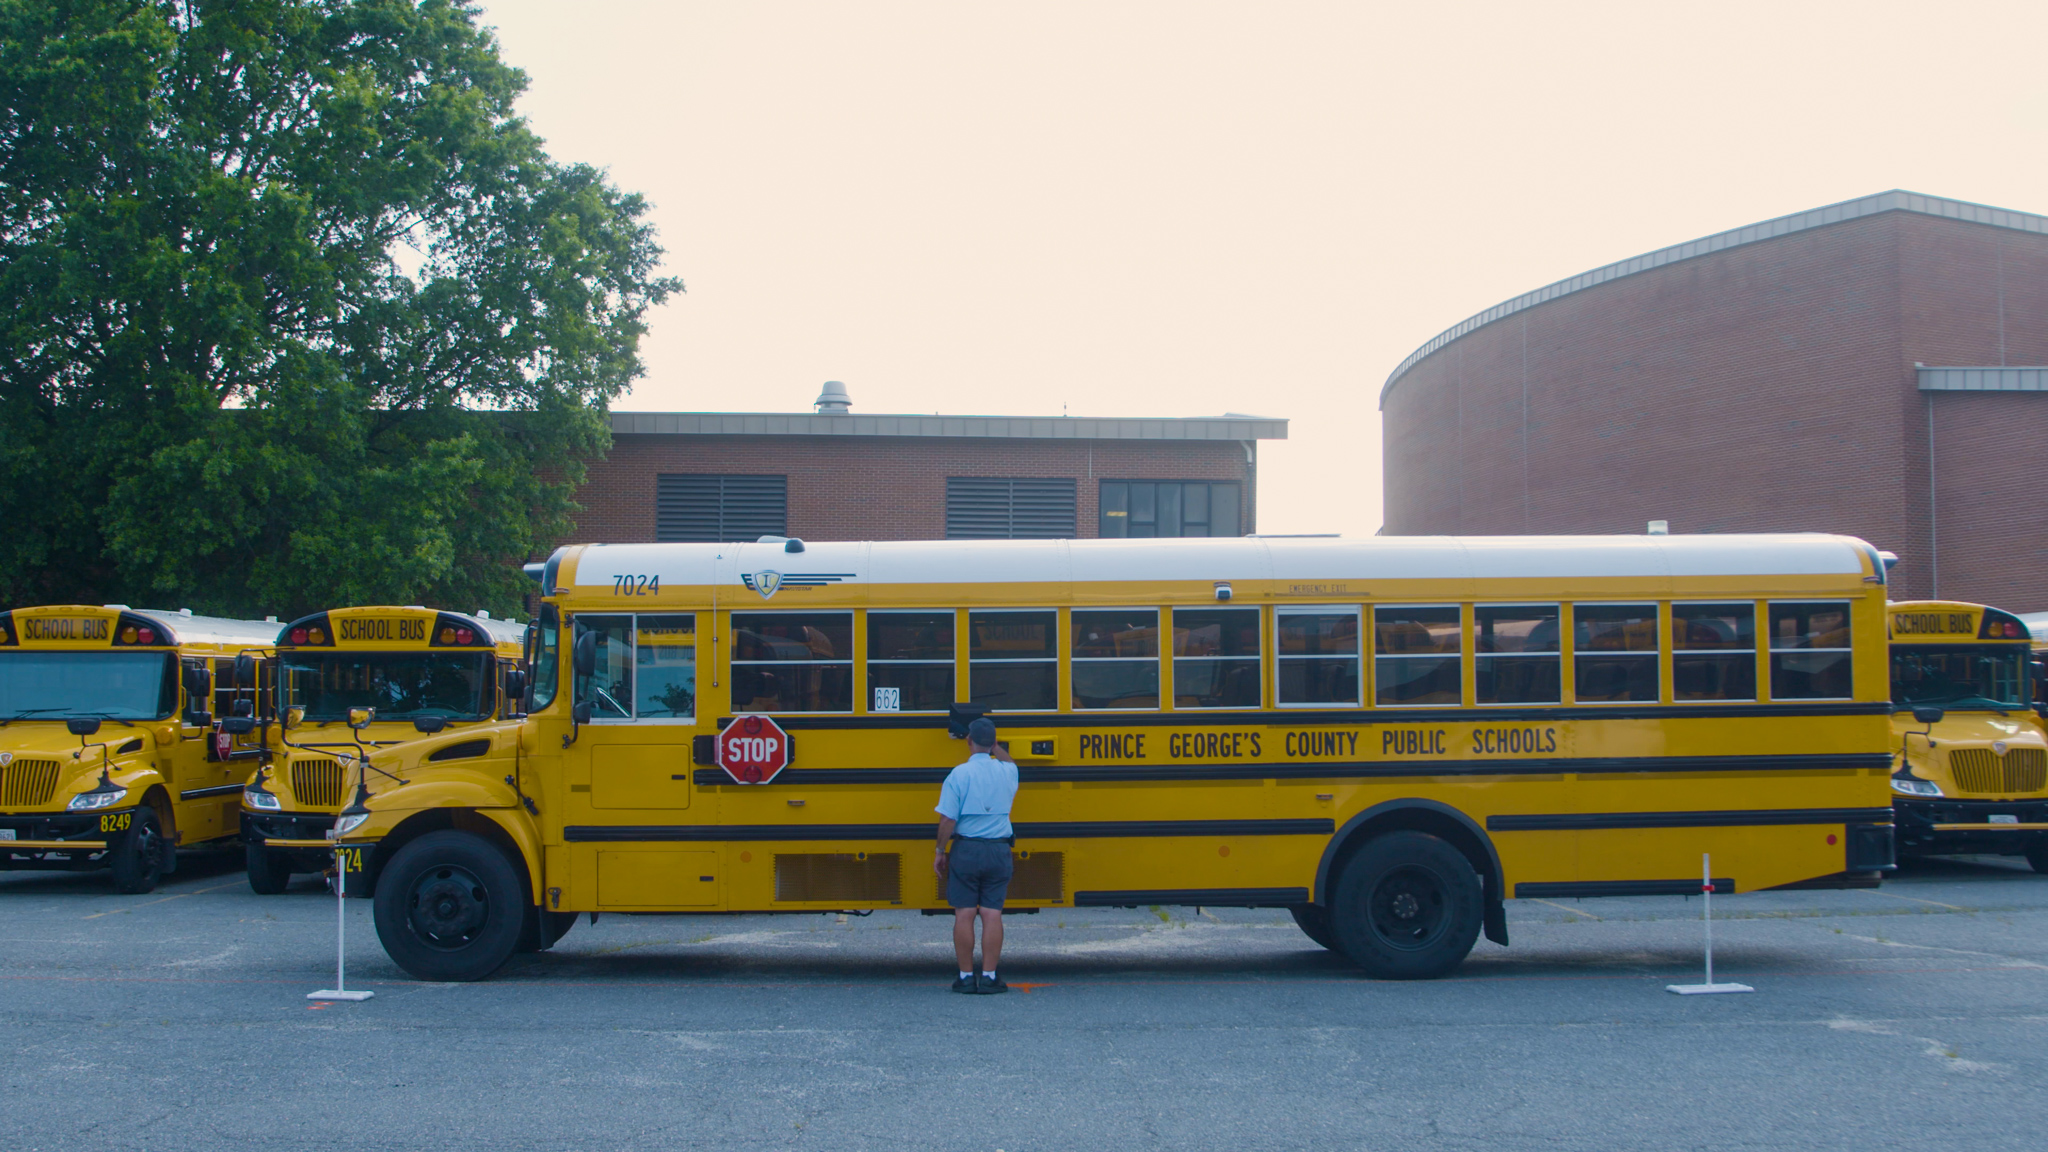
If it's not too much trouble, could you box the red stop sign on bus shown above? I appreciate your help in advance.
[717,714,791,784]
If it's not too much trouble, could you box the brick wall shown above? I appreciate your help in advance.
[568,434,1256,543]
[1382,208,2048,609]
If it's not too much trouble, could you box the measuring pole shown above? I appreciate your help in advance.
[309,847,374,1002]
[1666,852,1753,995]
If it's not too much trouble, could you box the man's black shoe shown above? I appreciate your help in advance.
[951,975,977,994]
[978,974,1009,994]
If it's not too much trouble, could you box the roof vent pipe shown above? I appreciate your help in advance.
[814,380,852,414]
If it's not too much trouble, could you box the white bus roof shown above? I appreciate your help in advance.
[131,609,279,649]
[564,533,1883,589]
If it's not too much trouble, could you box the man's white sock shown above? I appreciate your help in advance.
[960,971,973,980]
[983,970,995,980]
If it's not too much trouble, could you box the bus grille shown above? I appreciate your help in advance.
[0,760,60,807]
[934,851,1065,903]
[291,759,345,809]
[773,853,900,903]
[1948,748,2048,795]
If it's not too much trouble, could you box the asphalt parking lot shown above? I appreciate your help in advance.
[4,856,2047,1152]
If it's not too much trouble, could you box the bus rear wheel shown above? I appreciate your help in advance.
[373,831,525,981]
[1328,830,1482,980]
[1289,904,1339,951]
[246,843,294,894]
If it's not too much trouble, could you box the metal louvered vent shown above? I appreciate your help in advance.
[657,475,788,543]
[773,853,901,902]
[1,760,60,806]
[291,758,345,809]
[946,478,1077,539]
[1948,748,2047,795]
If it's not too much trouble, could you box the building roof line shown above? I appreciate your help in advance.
[1380,189,2048,409]
[608,411,1288,441]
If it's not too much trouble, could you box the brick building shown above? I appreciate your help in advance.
[571,390,1286,543]
[1380,190,2048,609]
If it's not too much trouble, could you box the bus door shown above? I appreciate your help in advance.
[567,612,709,907]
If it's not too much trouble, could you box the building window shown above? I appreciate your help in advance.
[1475,605,1560,704]
[1276,608,1360,706]
[656,474,787,543]
[1574,604,1659,702]
[867,611,954,713]
[1769,601,1852,699]
[1171,607,1261,708]
[1071,609,1160,710]
[1374,605,1462,706]
[968,610,1059,710]
[1672,603,1755,702]
[946,478,1077,539]
[1099,481,1241,537]
[730,612,852,713]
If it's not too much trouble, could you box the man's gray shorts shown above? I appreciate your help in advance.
[946,838,1014,910]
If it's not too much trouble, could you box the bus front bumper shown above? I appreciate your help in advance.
[1895,797,2048,854]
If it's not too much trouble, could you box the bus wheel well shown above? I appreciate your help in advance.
[140,784,175,839]
[1317,800,1507,947]
[366,810,531,905]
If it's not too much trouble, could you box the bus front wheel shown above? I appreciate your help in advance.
[246,843,293,894]
[109,808,165,895]
[373,831,526,981]
[1328,830,1482,980]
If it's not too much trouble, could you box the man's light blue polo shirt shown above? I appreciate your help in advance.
[936,752,1018,839]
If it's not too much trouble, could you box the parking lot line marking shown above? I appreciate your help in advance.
[81,881,249,919]
[1528,899,1602,920]
[1855,889,1969,912]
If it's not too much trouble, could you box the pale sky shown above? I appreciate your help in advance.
[478,0,2048,537]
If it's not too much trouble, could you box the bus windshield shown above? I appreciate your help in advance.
[1890,645,2028,709]
[0,652,174,720]
[285,652,494,722]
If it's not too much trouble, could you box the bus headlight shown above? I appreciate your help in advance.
[243,788,282,811]
[331,812,370,838]
[67,789,126,811]
[1891,776,1943,797]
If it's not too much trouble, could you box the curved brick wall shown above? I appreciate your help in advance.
[1380,197,2048,609]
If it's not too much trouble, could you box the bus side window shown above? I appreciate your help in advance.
[1768,601,1852,700]
[574,615,634,719]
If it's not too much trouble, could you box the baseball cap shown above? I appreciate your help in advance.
[966,717,997,746]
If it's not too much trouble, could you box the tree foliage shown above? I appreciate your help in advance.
[0,0,677,618]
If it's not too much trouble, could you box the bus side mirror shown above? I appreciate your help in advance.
[233,653,257,690]
[67,718,101,736]
[413,716,448,734]
[183,666,211,702]
[571,702,592,725]
[2034,702,2048,720]
[573,631,597,678]
[1912,707,1944,725]
[348,707,376,730]
[503,669,527,702]
[221,697,255,734]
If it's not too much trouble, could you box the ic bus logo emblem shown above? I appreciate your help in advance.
[744,570,783,599]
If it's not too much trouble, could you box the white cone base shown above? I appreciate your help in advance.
[308,989,374,1001]
[1666,983,1752,995]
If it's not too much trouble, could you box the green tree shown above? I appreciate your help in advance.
[0,0,677,619]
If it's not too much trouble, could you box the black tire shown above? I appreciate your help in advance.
[1328,830,1483,980]
[2026,844,2048,875]
[109,808,166,895]
[1289,904,1339,951]
[246,842,294,895]
[372,830,526,981]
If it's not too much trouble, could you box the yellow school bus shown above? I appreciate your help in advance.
[1887,601,2048,872]
[335,534,1896,981]
[240,606,527,893]
[0,605,277,892]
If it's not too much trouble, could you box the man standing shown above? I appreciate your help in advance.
[935,717,1018,994]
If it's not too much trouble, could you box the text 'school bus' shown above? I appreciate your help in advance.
[240,606,527,894]
[1888,601,2048,872]
[0,605,277,892]
[332,534,1898,982]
